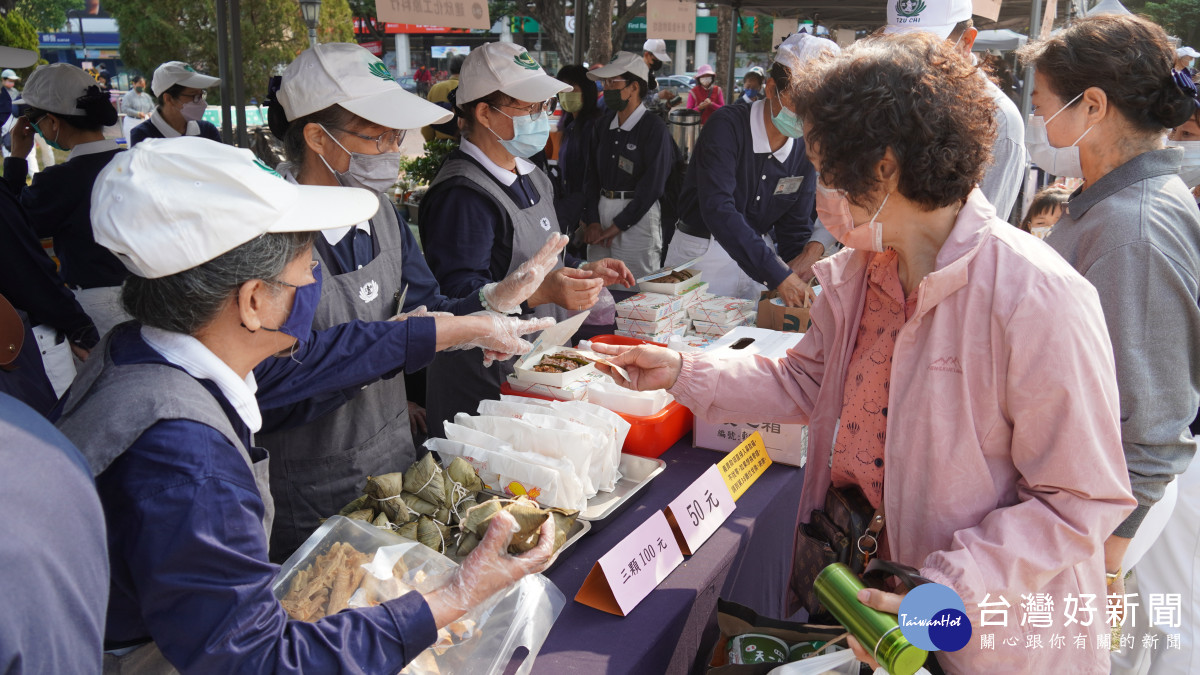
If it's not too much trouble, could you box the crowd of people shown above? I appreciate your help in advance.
[1,0,1199,671]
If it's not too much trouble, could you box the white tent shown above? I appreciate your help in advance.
[1087,0,1132,16]
[973,29,1029,52]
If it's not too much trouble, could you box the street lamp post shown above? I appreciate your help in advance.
[68,10,88,62]
[299,0,322,49]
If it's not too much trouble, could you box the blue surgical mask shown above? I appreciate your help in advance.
[488,106,551,158]
[744,88,759,100]
[260,263,323,347]
[30,118,67,151]
[769,97,803,139]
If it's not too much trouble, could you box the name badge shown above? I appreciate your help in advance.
[618,155,635,175]
[774,175,805,196]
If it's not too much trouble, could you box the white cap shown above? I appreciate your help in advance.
[0,47,37,70]
[1178,46,1200,59]
[151,61,220,97]
[774,32,842,73]
[91,138,379,279]
[643,39,671,63]
[587,51,650,85]
[14,64,97,115]
[884,0,973,41]
[1,69,19,81]
[279,43,451,129]
[455,42,570,106]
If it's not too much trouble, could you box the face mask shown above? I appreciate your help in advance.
[1025,92,1093,178]
[259,263,323,346]
[769,96,803,139]
[648,57,663,73]
[318,124,402,193]
[180,99,207,122]
[1166,139,1200,189]
[815,181,889,252]
[699,77,714,87]
[558,91,583,114]
[1031,226,1053,239]
[487,108,551,159]
[603,88,629,112]
[135,86,144,93]
[744,88,759,100]
[30,118,66,152]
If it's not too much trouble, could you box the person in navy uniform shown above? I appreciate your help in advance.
[581,51,677,280]
[55,137,557,674]
[129,61,222,146]
[261,42,571,561]
[664,33,829,305]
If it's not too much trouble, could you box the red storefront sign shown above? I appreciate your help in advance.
[353,18,474,34]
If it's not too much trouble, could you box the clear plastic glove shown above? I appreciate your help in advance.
[480,233,569,314]
[425,510,555,627]
[389,306,453,321]
[446,312,556,366]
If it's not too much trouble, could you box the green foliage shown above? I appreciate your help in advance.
[736,15,774,53]
[13,0,83,32]
[106,0,355,104]
[400,139,458,188]
[1144,0,1200,46]
[0,9,43,79]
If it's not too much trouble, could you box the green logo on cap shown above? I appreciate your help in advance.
[253,158,282,178]
[183,64,197,72]
[514,52,540,71]
[368,61,396,82]
[895,0,926,17]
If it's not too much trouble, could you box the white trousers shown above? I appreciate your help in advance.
[121,116,140,143]
[664,230,769,301]
[73,285,131,338]
[31,325,77,399]
[588,196,662,281]
[1111,451,1199,674]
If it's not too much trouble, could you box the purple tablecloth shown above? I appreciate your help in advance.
[519,434,806,675]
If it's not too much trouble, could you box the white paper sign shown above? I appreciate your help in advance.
[666,464,736,555]
[575,510,685,615]
[375,0,491,31]
[647,0,697,41]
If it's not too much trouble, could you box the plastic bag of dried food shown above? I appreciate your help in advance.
[273,516,565,675]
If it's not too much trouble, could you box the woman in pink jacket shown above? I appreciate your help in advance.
[596,33,1135,673]
[686,64,724,124]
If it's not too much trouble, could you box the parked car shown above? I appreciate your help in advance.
[396,75,417,94]
[654,74,695,99]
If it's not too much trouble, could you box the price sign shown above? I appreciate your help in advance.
[665,464,736,555]
[575,511,685,616]
[717,431,772,501]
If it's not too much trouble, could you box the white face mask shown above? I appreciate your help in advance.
[1031,226,1053,239]
[1165,139,1200,189]
[180,99,208,122]
[1025,92,1094,178]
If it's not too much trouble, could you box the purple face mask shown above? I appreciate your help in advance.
[259,263,323,346]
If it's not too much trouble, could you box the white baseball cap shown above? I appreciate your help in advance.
[0,46,37,70]
[455,42,569,106]
[91,138,379,279]
[14,63,98,115]
[279,43,450,129]
[587,51,650,85]
[151,61,220,97]
[884,0,973,41]
[1178,46,1200,59]
[774,32,842,72]
[643,39,672,63]
[1,69,19,81]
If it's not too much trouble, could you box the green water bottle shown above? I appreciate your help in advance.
[813,562,928,675]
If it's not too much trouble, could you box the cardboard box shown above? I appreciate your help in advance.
[614,309,688,335]
[693,326,808,466]
[615,324,688,343]
[615,292,685,322]
[689,312,755,337]
[756,291,812,333]
[688,295,757,324]
[513,311,597,387]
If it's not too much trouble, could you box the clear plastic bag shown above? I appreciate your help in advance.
[273,516,565,675]
[766,648,857,675]
[583,286,616,325]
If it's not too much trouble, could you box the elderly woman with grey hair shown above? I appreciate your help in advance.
[53,138,557,674]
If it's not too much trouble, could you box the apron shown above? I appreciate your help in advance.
[424,159,569,437]
[257,194,414,562]
[588,197,662,281]
[56,327,274,675]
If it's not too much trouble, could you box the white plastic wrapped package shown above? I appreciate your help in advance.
[453,413,599,498]
[520,412,612,494]
[477,398,551,420]
[426,434,588,511]
[587,380,674,417]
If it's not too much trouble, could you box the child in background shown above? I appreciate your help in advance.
[1020,185,1072,239]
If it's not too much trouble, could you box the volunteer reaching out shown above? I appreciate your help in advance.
[665,33,826,304]
[259,42,568,560]
[580,51,677,279]
[420,42,633,436]
[55,138,555,674]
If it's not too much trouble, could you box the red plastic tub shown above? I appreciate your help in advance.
[499,334,693,458]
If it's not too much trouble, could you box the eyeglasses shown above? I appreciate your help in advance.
[177,90,207,104]
[491,99,554,122]
[332,127,406,153]
[602,78,629,91]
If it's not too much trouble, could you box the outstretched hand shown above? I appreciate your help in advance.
[590,342,683,391]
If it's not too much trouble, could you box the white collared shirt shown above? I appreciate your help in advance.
[609,102,648,132]
[749,100,794,163]
[459,138,535,187]
[275,162,372,246]
[141,326,263,433]
[67,138,119,161]
[149,110,201,139]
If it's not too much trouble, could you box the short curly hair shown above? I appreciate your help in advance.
[1017,14,1194,133]
[787,32,995,211]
